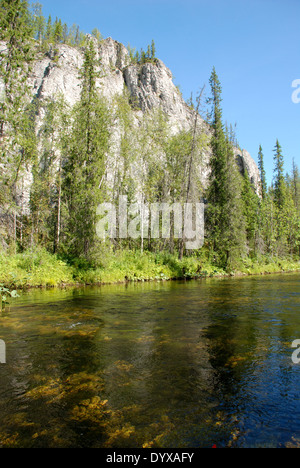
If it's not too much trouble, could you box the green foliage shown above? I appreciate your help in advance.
[62,40,110,265]
[91,28,103,42]
[111,89,138,205]
[0,247,74,287]
[31,2,45,43]
[0,283,19,311]
[127,40,157,65]
[0,0,34,135]
[241,168,260,256]
[273,139,286,208]
[0,7,299,286]
[0,0,37,248]
[258,145,267,199]
[206,69,229,249]
[291,159,300,214]
[27,3,88,49]
[53,17,63,44]
[72,249,222,284]
[44,14,52,42]
[206,67,247,268]
[0,246,298,290]
[29,95,70,252]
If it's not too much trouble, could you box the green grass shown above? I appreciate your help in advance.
[0,247,299,289]
[72,249,228,285]
[0,247,74,288]
[237,256,300,276]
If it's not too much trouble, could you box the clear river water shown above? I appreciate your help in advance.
[0,273,299,448]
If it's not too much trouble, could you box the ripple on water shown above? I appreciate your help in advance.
[0,273,299,447]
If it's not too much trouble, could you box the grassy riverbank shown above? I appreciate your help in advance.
[0,247,299,289]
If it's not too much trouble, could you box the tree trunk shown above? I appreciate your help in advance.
[54,161,62,254]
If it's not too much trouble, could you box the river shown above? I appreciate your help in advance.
[0,273,299,448]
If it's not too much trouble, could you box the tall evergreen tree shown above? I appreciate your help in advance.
[112,89,137,204]
[62,40,110,264]
[75,26,80,46]
[206,68,246,267]
[45,15,52,43]
[224,131,247,265]
[0,0,35,248]
[29,96,70,252]
[242,168,259,256]
[257,145,267,200]
[62,23,69,44]
[273,139,286,209]
[0,0,33,137]
[53,17,63,44]
[206,68,228,256]
[259,191,277,256]
[151,40,156,61]
[31,2,45,44]
[291,159,300,213]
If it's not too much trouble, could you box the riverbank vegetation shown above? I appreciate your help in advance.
[0,246,299,289]
[0,1,299,289]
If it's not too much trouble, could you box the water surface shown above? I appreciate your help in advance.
[0,273,299,448]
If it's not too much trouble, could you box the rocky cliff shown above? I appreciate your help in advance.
[30,37,195,128]
[15,37,261,210]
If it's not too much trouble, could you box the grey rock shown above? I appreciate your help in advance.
[9,37,261,217]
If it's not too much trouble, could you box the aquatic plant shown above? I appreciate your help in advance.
[0,284,19,311]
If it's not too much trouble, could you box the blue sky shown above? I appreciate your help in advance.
[31,0,300,184]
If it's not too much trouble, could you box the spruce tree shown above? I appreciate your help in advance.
[258,145,267,200]
[273,139,286,209]
[206,68,227,246]
[291,159,300,213]
[62,40,110,264]
[0,0,33,137]
[206,68,246,267]
[206,68,229,263]
[151,40,156,61]
[242,168,259,256]
[146,45,151,61]
[29,96,70,252]
[113,90,137,202]
[62,23,69,44]
[224,132,247,266]
[31,2,45,45]
[271,140,296,256]
[259,191,277,256]
[53,18,63,44]
[0,0,35,248]
[75,26,80,46]
[45,15,53,43]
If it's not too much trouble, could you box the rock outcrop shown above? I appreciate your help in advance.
[29,38,195,128]
[7,37,261,215]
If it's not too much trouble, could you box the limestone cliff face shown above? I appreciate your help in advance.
[25,37,260,199]
[123,60,193,129]
[29,37,194,128]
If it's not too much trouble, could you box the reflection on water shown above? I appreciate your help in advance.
[0,273,299,448]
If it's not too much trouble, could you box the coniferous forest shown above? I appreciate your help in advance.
[0,0,299,288]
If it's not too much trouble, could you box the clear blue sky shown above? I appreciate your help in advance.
[31,0,300,184]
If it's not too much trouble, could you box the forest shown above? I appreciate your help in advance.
[0,0,299,288]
